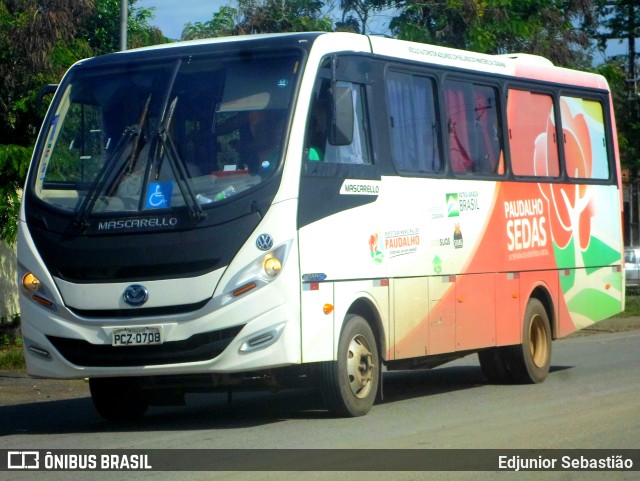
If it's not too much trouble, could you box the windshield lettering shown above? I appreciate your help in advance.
[97,217,179,231]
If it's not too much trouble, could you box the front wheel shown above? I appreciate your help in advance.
[319,315,379,417]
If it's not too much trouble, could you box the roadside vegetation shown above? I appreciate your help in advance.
[621,290,640,317]
[0,313,24,370]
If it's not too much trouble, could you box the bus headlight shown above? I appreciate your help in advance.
[264,257,282,277]
[222,241,291,304]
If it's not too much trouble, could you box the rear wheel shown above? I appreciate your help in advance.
[479,298,552,384]
[319,315,379,417]
[89,377,149,422]
[478,347,513,384]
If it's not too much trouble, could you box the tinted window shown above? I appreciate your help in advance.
[305,79,371,165]
[386,71,441,174]
[507,89,560,177]
[445,80,504,175]
[560,96,609,180]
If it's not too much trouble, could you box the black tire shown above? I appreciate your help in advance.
[319,314,379,417]
[503,298,552,384]
[478,347,513,384]
[89,377,149,422]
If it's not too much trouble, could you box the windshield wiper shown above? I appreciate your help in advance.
[126,93,152,174]
[140,96,206,222]
[73,124,140,228]
[74,91,153,228]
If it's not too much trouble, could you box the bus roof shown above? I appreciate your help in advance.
[367,35,609,91]
[76,32,609,92]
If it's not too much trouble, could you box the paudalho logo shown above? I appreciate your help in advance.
[453,223,463,249]
[446,193,459,217]
[369,233,384,263]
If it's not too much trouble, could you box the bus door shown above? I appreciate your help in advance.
[298,55,382,362]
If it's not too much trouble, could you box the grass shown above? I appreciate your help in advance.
[621,290,640,317]
[0,345,25,370]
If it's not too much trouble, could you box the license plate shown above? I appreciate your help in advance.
[112,327,162,347]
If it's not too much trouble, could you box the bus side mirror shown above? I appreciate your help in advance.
[36,84,58,112]
[329,86,354,146]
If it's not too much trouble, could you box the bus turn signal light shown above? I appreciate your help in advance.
[233,282,257,297]
[323,304,334,315]
[32,295,54,309]
[22,272,41,292]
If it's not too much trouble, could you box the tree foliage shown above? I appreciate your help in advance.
[591,0,640,172]
[182,0,333,40]
[182,5,238,39]
[338,0,387,34]
[389,0,596,68]
[593,0,640,53]
[80,0,166,54]
[0,0,162,244]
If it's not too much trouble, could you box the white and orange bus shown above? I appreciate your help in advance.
[18,32,624,420]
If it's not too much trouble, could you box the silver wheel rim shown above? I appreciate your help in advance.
[346,334,375,399]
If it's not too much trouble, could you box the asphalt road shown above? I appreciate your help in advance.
[0,327,638,481]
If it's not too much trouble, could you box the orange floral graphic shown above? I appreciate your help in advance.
[537,99,595,251]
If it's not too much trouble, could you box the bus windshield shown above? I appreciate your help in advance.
[34,51,300,217]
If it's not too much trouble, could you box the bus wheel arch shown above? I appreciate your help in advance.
[528,285,557,340]
[346,297,386,362]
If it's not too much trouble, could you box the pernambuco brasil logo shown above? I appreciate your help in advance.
[446,193,459,217]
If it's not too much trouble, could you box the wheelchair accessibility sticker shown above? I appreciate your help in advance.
[145,182,173,209]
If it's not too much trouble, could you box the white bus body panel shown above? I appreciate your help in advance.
[19,200,302,378]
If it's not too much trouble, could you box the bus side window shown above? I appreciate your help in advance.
[304,79,371,165]
[446,81,473,174]
[507,89,560,177]
[386,71,441,174]
[473,85,504,174]
[560,96,609,180]
[445,80,503,175]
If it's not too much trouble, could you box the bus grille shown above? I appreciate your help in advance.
[47,325,244,367]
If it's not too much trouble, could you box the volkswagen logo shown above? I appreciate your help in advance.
[123,284,149,306]
[256,233,274,251]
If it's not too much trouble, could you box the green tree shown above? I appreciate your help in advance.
[338,0,387,34]
[593,0,639,77]
[597,61,640,171]
[182,5,238,40]
[235,0,333,34]
[590,1,640,171]
[80,0,166,54]
[183,0,333,40]
[388,0,595,68]
[0,0,93,243]
[0,0,167,244]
